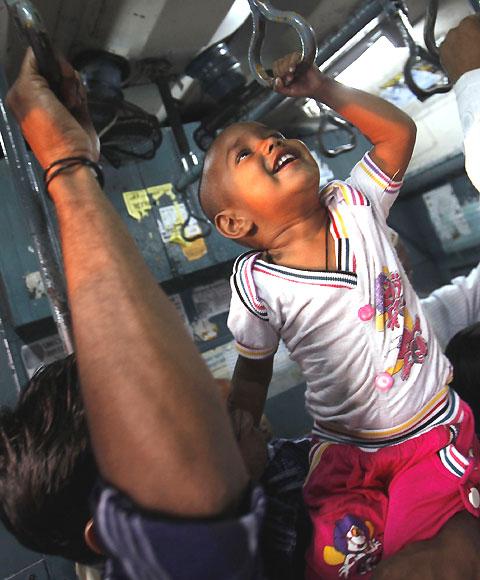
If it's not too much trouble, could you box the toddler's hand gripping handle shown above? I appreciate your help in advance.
[247,0,317,88]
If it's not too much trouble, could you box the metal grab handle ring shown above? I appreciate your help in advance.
[403,45,451,102]
[247,0,317,88]
[383,0,451,102]
[317,106,357,158]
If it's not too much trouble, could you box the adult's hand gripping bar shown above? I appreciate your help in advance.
[3,0,63,98]
[247,0,317,87]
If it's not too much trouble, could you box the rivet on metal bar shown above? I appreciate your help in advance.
[247,0,317,88]
[317,105,357,158]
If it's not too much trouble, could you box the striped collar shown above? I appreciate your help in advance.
[232,251,269,320]
[253,259,357,288]
[232,251,357,323]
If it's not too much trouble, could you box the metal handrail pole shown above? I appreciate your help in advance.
[0,70,73,354]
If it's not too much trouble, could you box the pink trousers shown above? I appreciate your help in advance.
[303,401,480,580]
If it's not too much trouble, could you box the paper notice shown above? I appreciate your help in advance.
[123,189,152,221]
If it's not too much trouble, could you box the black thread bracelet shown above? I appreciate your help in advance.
[44,157,105,194]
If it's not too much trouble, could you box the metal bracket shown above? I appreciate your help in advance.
[247,0,317,88]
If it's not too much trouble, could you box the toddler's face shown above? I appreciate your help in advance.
[214,122,320,223]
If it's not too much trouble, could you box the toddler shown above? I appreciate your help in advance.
[199,53,480,579]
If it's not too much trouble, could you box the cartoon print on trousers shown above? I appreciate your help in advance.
[375,268,428,382]
[323,515,382,578]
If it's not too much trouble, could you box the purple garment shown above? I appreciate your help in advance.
[94,483,266,580]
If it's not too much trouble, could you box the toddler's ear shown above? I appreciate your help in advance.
[215,210,254,240]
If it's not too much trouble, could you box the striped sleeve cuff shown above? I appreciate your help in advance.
[235,341,277,360]
[358,153,403,194]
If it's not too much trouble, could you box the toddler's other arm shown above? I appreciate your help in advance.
[231,354,274,425]
[273,53,416,181]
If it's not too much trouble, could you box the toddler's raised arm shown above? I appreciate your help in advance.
[273,52,416,181]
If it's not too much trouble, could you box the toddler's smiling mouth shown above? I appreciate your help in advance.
[272,150,298,173]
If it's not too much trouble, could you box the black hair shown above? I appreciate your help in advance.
[445,322,480,428]
[0,355,100,565]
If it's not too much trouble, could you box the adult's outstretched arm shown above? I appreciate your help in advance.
[7,50,248,517]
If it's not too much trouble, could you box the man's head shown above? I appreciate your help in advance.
[199,122,320,249]
[0,359,269,565]
[0,355,100,565]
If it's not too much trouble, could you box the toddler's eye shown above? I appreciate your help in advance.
[236,149,251,163]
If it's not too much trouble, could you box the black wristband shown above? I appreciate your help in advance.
[44,157,105,193]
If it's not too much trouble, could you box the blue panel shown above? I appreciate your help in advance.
[43,556,77,580]
[265,382,312,438]
[3,560,51,580]
[0,520,72,579]
[102,159,173,282]
[1,556,76,580]
[0,161,52,330]
[102,123,242,283]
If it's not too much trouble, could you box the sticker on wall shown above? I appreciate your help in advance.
[192,280,231,321]
[192,318,219,341]
[147,183,176,203]
[21,334,65,378]
[156,202,207,261]
[123,189,152,220]
[24,271,46,300]
[423,183,472,252]
[123,182,207,261]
